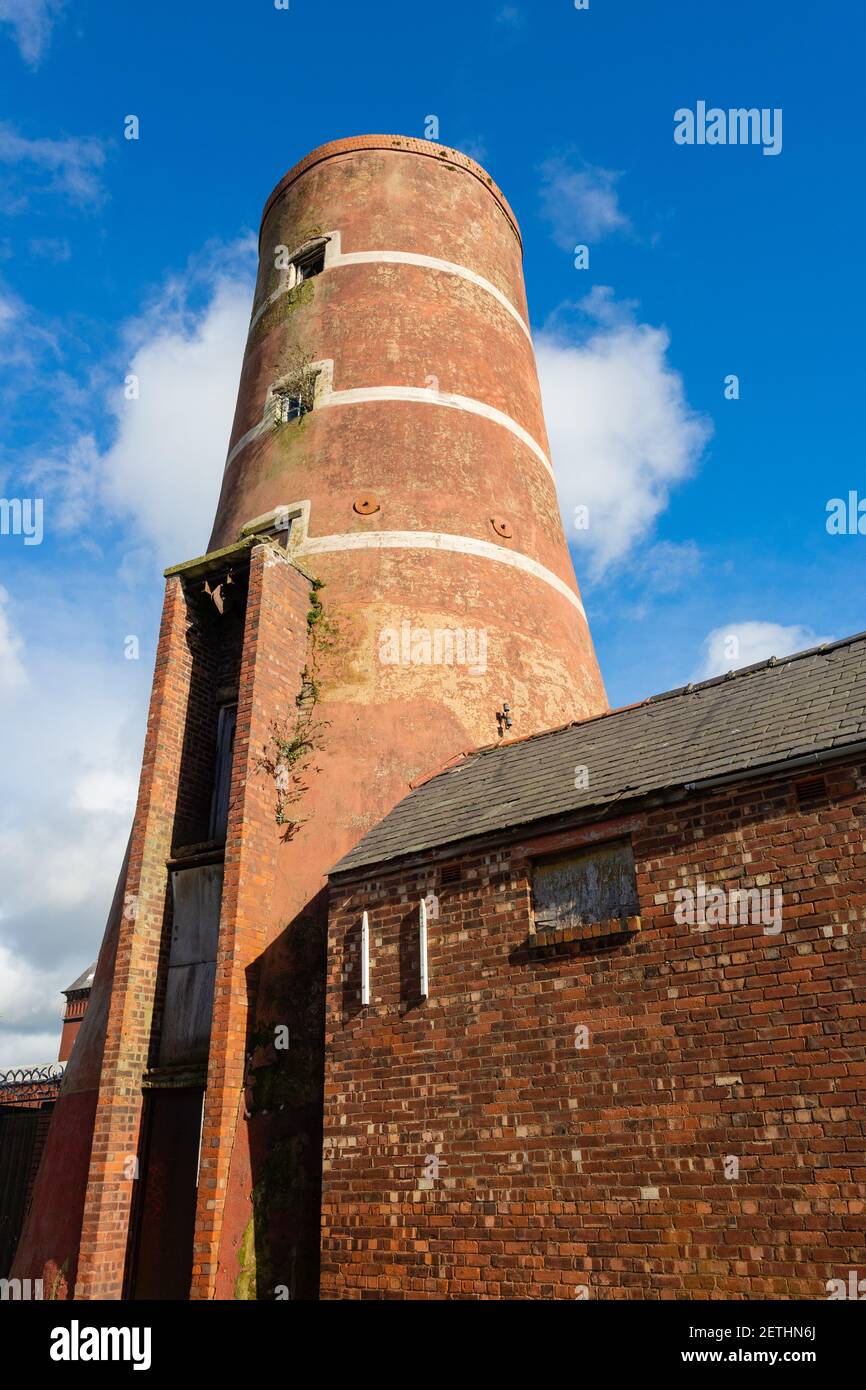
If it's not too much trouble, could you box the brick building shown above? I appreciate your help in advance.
[59,965,95,1064]
[323,636,866,1298]
[11,137,864,1300]
[1,965,93,1278]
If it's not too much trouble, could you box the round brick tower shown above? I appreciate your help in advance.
[210,134,606,745]
[13,137,608,1304]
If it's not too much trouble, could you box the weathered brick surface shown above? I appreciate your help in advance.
[192,544,312,1299]
[75,577,197,1299]
[322,760,866,1299]
[58,992,89,1062]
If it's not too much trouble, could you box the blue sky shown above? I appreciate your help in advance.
[0,0,863,1061]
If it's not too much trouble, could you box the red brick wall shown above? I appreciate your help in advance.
[58,994,88,1063]
[75,575,200,1299]
[193,544,313,1299]
[322,759,866,1299]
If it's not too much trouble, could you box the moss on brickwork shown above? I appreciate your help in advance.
[233,1217,258,1301]
[246,1039,320,1114]
[234,1134,313,1299]
[248,277,315,348]
[48,1259,68,1300]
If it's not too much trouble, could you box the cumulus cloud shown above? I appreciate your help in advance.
[0,122,107,210]
[100,241,256,560]
[693,622,835,681]
[537,289,712,577]
[0,0,65,69]
[0,585,147,1064]
[72,769,138,815]
[0,1030,64,1069]
[0,940,76,1067]
[539,155,632,249]
[0,942,61,1032]
[24,235,257,563]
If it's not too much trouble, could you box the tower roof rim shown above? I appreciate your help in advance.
[259,136,523,254]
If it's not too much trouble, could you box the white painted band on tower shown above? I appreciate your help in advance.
[250,230,531,340]
[223,384,554,482]
[319,386,554,479]
[297,529,587,622]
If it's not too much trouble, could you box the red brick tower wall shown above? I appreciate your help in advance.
[210,135,606,744]
[58,992,90,1063]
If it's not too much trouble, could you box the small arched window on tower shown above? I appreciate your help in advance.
[293,242,326,283]
[280,237,328,291]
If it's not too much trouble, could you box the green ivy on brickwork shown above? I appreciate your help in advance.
[258,577,334,838]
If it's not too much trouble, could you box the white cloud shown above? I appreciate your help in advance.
[539,155,632,249]
[0,122,106,209]
[0,585,27,699]
[23,433,99,533]
[24,236,257,563]
[635,540,702,594]
[0,581,149,1064]
[0,940,59,1025]
[101,250,255,561]
[0,280,59,379]
[693,622,835,681]
[72,769,138,815]
[0,938,78,1067]
[537,290,712,576]
[0,0,65,69]
[0,1030,63,1068]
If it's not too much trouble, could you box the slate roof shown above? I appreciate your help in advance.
[64,963,96,995]
[332,632,866,876]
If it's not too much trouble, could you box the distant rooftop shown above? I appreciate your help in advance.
[63,963,96,995]
[331,632,866,877]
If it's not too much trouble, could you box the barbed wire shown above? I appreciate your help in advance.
[0,1063,66,1088]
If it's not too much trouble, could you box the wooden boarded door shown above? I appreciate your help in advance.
[128,1087,204,1300]
[158,865,223,1067]
[129,863,223,1298]
[0,1109,38,1277]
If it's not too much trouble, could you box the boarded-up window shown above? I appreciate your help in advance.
[158,865,223,1067]
[208,703,237,841]
[532,840,639,932]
